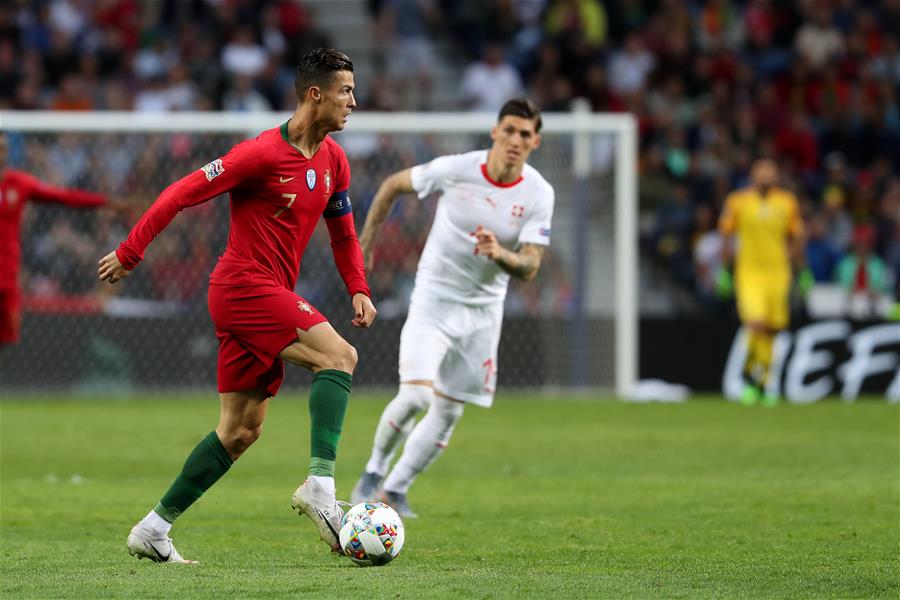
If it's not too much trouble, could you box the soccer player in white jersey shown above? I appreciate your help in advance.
[351,98,554,517]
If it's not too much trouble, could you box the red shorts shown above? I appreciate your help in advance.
[0,287,21,345]
[207,284,328,397]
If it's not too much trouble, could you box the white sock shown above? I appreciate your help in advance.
[382,395,464,495]
[141,510,172,535]
[364,383,433,476]
[308,475,335,496]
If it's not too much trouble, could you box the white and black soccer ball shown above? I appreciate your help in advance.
[339,501,405,566]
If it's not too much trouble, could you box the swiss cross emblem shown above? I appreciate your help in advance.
[511,204,525,218]
[324,169,333,196]
[297,300,315,315]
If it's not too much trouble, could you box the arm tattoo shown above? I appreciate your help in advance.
[497,244,545,281]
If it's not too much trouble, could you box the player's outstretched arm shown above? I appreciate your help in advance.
[104,141,262,280]
[472,225,545,281]
[359,168,415,270]
[27,174,106,208]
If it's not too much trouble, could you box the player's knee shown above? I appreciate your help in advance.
[399,383,433,413]
[420,398,463,447]
[224,424,264,457]
[325,341,357,373]
[432,395,464,428]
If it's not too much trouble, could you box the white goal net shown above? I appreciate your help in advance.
[0,108,636,396]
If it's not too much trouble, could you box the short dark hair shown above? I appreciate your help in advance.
[497,98,542,133]
[295,48,354,100]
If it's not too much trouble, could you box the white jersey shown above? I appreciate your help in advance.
[409,150,554,305]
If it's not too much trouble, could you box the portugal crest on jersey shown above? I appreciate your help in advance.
[324,169,333,196]
[297,300,315,315]
[306,168,316,190]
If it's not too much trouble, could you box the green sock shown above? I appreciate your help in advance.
[308,369,352,477]
[153,431,233,523]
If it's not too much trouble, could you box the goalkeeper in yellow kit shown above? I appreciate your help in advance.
[717,159,812,406]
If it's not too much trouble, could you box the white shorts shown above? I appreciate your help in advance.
[398,296,503,407]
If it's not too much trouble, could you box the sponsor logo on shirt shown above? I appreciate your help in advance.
[324,168,333,196]
[279,176,295,183]
[201,158,224,181]
[306,169,316,190]
[485,196,496,208]
[297,300,315,315]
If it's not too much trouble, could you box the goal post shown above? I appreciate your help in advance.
[1,107,637,397]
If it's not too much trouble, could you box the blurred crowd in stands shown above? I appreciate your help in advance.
[3,0,899,315]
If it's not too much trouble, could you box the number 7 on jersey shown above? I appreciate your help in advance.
[274,193,296,218]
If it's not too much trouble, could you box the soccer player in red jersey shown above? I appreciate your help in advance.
[98,48,377,563]
[0,132,107,346]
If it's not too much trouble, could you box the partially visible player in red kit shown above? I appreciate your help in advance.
[98,48,377,564]
[0,132,107,346]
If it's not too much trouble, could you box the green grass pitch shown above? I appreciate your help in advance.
[1,393,897,599]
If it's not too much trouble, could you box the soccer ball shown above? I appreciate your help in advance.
[338,501,405,566]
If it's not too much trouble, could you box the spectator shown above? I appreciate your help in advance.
[0,40,18,105]
[50,73,92,111]
[460,43,524,112]
[692,203,724,302]
[544,0,607,48]
[260,4,288,61]
[134,37,176,81]
[805,212,842,282]
[651,181,695,287]
[774,111,819,175]
[794,4,844,71]
[742,0,791,78]
[608,30,654,96]
[384,0,438,110]
[694,0,744,51]
[42,30,78,87]
[163,64,199,112]
[134,76,173,113]
[874,180,900,261]
[187,36,227,110]
[220,26,269,78]
[580,62,625,113]
[835,225,892,314]
[222,73,272,112]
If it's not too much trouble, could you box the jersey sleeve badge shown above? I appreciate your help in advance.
[201,159,224,181]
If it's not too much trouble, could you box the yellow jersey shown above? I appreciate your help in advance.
[718,186,803,275]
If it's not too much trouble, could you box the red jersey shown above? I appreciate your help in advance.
[0,169,106,289]
[117,122,369,297]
